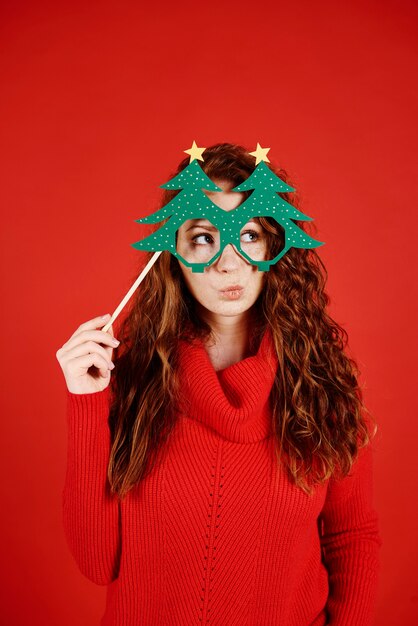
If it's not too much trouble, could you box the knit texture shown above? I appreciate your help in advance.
[62,326,382,625]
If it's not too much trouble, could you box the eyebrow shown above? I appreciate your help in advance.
[185,223,218,233]
[185,219,258,233]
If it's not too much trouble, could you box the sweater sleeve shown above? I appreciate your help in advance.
[62,386,121,585]
[318,442,383,626]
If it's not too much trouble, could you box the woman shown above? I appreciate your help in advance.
[56,143,382,626]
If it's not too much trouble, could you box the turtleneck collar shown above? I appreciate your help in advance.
[176,325,278,443]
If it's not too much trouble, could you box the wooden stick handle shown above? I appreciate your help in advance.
[102,250,163,333]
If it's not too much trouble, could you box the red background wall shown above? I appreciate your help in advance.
[1,1,416,624]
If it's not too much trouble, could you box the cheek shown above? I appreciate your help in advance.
[251,267,266,291]
[179,265,205,297]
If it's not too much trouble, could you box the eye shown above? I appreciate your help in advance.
[191,232,215,245]
[241,229,260,242]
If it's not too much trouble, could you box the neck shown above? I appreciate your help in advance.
[194,304,259,371]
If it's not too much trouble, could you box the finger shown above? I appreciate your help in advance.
[102,324,116,359]
[69,353,113,379]
[61,329,119,355]
[60,341,114,367]
[69,314,112,341]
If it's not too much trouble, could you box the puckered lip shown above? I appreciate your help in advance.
[219,284,244,292]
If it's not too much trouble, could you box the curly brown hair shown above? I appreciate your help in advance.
[106,142,377,500]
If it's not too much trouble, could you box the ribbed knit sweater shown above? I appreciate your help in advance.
[62,326,382,626]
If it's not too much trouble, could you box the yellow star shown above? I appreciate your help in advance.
[249,143,271,165]
[184,140,206,162]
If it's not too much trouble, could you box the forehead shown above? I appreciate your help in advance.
[204,178,245,212]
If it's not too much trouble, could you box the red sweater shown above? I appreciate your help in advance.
[62,326,382,626]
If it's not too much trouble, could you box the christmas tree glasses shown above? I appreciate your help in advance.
[132,159,325,273]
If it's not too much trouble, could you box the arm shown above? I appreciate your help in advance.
[62,386,121,585]
[318,442,383,625]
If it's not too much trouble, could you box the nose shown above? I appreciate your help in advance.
[215,243,246,271]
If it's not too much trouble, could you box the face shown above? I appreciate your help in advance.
[176,179,267,324]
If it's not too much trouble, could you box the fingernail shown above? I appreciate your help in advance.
[109,361,115,369]
[111,339,120,345]
[101,313,110,319]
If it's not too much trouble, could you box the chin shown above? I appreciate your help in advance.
[201,296,257,317]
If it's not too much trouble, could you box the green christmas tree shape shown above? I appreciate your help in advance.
[131,159,223,257]
[231,160,325,264]
[131,156,325,272]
